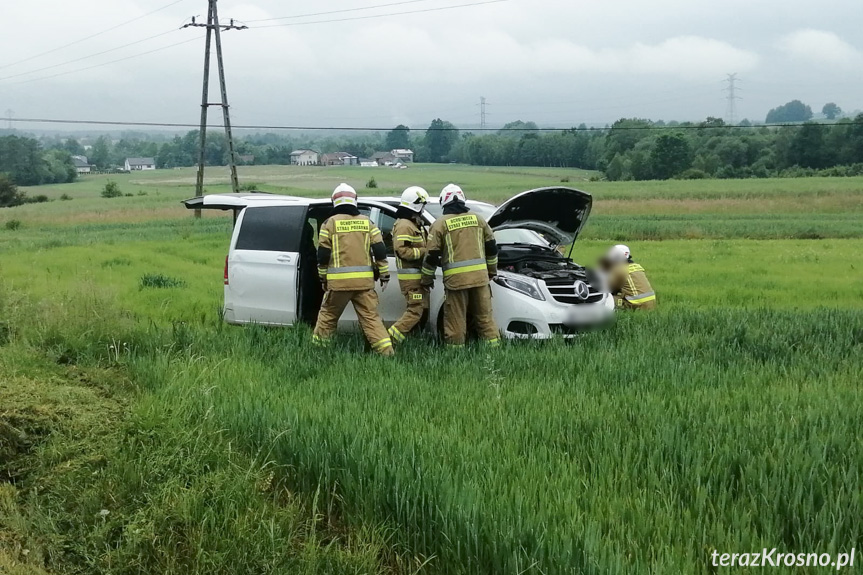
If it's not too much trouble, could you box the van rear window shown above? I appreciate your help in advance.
[235,206,307,252]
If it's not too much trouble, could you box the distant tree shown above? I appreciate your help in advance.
[603,118,653,163]
[42,150,77,183]
[425,118,459,163]
[0,173,26,207]
[822,102,842,120]
[90,136,111,169]
[650,132,691,179]
[0,135,46,185]
[499,120,539,136]
[605,154,625,181]
[788,122,827,168]
[62,137,84,156]
[765,100,813,124]
[385,125,411,150]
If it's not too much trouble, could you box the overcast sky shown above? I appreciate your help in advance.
[2,0,862,132]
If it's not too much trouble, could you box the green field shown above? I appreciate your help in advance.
[2,165,862,574]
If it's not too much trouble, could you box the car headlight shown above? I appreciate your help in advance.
[493,275,545,301]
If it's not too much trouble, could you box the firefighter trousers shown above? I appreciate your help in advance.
[442,285,500,347]
[312,289,394,356]
[388,287,428,343]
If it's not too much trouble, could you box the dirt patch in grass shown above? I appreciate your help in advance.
[0,349,129,572]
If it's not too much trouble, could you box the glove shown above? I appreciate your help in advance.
[380,276,390,291]
[421,278,434,289]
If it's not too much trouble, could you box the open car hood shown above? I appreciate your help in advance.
[486,186,592,246]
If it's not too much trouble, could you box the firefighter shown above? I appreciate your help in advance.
[387,186,430,344]
[312,183,394,355]
[421,184,500,348]
[599,244,657,310]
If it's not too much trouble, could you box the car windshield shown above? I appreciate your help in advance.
[424,201,495,220]
[493,228,550,246]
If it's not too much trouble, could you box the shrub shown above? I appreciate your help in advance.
[5,219,21,230]
[366,177,378,189]
[136,190,147,196]
[0,174,26,208]
[24,194,50,203]
[678,168,708,180]
[560,177,571,183]
[124,193,134,197]
[101,181,122,198]
[60,193,73,201]
[239,182,260,192]
[139,273,186,289]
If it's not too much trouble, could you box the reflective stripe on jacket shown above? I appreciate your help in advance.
[318,214,388,291]
[392,217,427,290]
[608,261,656,309]
[423,212,497,291]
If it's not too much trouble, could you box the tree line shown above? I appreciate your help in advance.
[3,101,863,186]
[0,135,78,186]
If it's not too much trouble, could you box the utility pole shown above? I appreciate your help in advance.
[723,73,741,125]
[479,96,488,129]
[4,109,12,130]
[183,2,246,217]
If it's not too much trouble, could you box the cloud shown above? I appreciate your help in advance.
[625,36,759,77]
[331,26,758,83]
[778,29,862,66]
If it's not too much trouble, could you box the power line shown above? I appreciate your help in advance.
[250,0,510,29]
[245,0,437,23]
[7,116,853,132]
[0,30,179,82]
[0,0,187,71]
[2,37,201,86]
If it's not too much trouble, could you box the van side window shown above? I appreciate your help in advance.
[359,206,396,256]
[376,212,396,256]
[235,206,307,252]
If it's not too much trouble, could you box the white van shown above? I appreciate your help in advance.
[184,187,614,338]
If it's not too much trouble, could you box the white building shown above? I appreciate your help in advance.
[124,157,156,171]
[290,150,319,166]
[72,155,92,175]
[392,149,414,163]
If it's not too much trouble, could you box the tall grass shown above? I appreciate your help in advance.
[123,309,863,574]
[0,284,397,575]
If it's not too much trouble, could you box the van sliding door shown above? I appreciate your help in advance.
[227,206,307,325]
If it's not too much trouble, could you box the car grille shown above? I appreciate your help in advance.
[544,277,605,305]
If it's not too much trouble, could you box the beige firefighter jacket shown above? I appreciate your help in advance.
[422,212,498,291]
[392,217,427,291]
[608,261,656,309]
[317,213,389,291]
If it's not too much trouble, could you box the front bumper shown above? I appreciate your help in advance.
[494,285,616,339]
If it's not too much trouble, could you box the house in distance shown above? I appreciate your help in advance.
[124,157,156,171]
[290,150,319,166]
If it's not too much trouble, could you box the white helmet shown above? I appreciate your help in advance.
[439,183,466,207]
[331,183,357,207]
[400,186,429,213]
[606,244,631,263]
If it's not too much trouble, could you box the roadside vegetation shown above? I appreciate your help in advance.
[1,166,862,573]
